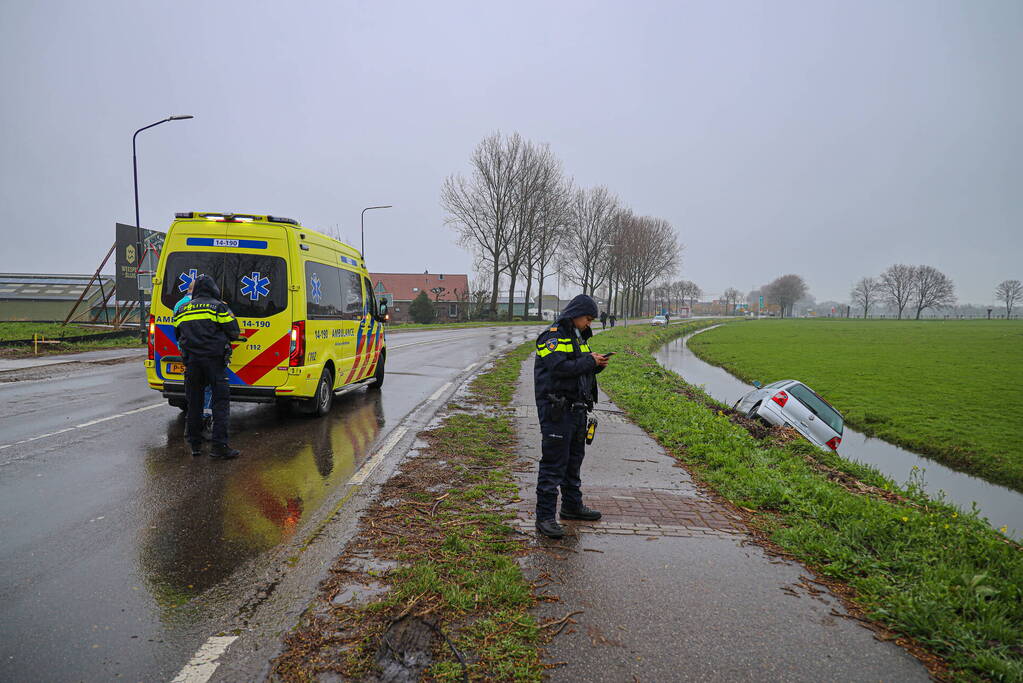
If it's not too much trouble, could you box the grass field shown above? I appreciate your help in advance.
[593,322,1022,682]
[687,319,1023,493]
[0,321,121,341]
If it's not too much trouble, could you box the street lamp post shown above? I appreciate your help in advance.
[360,205,393,258]
[133,115,193,332]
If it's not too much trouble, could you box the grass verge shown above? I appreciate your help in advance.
[590,322,1022,682]
[687,319,1023,492]
[271,341,544,681]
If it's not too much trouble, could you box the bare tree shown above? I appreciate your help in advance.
[678,280,702,313]
[995,279,1022,317]
[880,264,915,320]
[442,132,523,316]
[763,274,808,318]
[909,265,955,319]
[722,287,742,315]
[850,276,881,318]
[560,186,619,295]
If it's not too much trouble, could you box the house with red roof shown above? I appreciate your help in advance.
[368,271,470,323]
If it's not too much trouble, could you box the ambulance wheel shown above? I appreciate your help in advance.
[306,367,334,417]
[370,355,385,390]
[169,398,188,412]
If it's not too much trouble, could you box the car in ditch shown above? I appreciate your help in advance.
[651,315,668,326]
[734,380,843,452]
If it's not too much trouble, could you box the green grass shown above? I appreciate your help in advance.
[591,322,1023,682]
[687,319,1023,492]
[0,321,122,341]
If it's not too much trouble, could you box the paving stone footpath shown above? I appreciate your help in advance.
[511,362,931,682]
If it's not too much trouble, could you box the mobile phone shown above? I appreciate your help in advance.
[602,352,616,358]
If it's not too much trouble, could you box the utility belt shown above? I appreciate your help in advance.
[545,394,591,421]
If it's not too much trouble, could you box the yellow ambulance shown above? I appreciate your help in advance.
[145,211,388,416]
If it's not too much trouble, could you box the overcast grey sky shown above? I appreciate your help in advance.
[1,0,1019,304]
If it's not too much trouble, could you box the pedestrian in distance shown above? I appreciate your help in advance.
[609,312,617,328]
[533,294,610,539]
[599,310,608,329]
[172,275,241,459]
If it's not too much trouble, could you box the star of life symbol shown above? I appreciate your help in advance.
[240,272,270,301]
[177,269,199,293]
[310,274,323,304]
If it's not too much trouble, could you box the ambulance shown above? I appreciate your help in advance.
[145,211,388,416]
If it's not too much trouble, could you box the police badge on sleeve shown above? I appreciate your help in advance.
[546,339,558,351]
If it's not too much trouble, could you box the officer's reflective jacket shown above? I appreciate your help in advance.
[534,318,604,406]
[172,275,240,360]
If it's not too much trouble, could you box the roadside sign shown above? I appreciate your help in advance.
[758,295,764,309]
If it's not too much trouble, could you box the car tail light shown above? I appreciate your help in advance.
[289,320,305,366]
[771,391,788,407]
[826,437,841,451]
[147,315,156,360]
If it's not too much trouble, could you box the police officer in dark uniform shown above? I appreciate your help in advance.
[172,275,241,459]
[533,294,610,538]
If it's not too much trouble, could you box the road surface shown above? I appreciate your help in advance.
[0,324,541,682]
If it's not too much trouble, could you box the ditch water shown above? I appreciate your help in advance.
[654,326,1023,540]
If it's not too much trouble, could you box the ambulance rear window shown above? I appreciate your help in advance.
[162,252,288,318]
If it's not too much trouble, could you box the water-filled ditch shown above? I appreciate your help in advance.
[654,326,1022,539]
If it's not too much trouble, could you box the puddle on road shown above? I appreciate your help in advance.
[139,390,384,602]
[655,329,1023,540]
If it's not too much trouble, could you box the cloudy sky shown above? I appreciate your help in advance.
[1,0,1019,304]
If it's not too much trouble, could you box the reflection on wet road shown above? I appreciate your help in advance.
[0,324,539,683]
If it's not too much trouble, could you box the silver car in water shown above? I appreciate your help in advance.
[734,380,844,452]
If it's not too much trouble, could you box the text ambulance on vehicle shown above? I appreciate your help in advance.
[145,212,388,416]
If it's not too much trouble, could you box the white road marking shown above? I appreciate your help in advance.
[427,381,452,403]
[388,332,482,350]
[170,635,238,683]
[0,403,164,451]
[349,425,409,485]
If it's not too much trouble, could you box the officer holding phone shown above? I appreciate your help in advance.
[532,294,611,538]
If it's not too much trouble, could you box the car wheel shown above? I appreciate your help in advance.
[304,367,334,417]
[370,354,385,390]
[746,401,762,420]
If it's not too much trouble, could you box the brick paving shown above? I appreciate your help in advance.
[513,485,742,537]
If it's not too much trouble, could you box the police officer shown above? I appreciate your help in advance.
[172,274,241,459]
[533,294,610,538]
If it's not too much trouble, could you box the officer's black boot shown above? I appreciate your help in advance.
[210,444,240,460]
[560,504,602,521]
[535,518,565,539]
[189,442,203,458]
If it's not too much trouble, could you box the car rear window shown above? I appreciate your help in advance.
[787,383,843,434]
[162,251,288,319]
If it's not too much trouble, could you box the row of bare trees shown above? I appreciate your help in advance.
[442,132,682,319]
[851,264,956,319]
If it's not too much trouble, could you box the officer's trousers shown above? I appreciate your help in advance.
[185,356,230,448]
[535,402,588,520]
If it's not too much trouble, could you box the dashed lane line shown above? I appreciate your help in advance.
[0,403,164,453]
[169,635,238,683]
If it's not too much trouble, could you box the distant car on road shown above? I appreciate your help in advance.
[651,315,668,326]
[734,380,843,451]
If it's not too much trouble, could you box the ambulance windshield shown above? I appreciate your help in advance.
[162,251,288,318]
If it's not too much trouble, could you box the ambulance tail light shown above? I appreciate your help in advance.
[147,315,156,360]
[289,321,305,366]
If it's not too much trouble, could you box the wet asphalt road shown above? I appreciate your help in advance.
[0,325,540,683]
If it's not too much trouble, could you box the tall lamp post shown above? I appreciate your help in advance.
[133,115,193,331]
[361,205,392,258]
